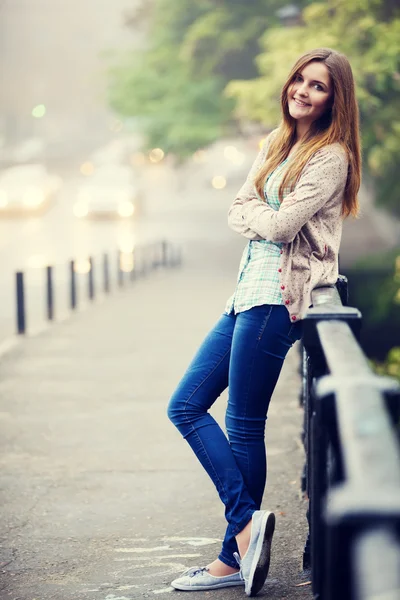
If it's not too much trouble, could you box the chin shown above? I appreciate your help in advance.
[288,107,301,120]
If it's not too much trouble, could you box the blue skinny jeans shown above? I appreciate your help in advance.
[167,304,303,568]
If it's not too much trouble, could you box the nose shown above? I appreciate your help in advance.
[297,81,309,97]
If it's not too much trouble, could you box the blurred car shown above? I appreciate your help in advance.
[89,135,143,167]
[73,165,142,219]
[0,164,62,216]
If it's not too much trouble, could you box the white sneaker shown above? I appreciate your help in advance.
[234,510,275,596]
[171,565,244,591]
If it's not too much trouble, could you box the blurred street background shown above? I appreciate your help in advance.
[0,0,399,364]
[0,1,399,598]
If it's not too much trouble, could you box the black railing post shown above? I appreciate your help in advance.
[134,246,140,277]
[130,249,136,282]
[70,260,77,309]
[152,241,157,269]
[103,253,110,293]
[141,245,147,276]
[16,271,26,334]
[88,256,94,300]
[117,250,124,287]
[46,265,54,321]
[162,240,168,267]
[309,388,334,598]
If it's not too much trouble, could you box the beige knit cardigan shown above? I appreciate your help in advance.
[227,133,349,321]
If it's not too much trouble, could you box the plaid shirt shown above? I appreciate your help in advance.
[225,159,290,315]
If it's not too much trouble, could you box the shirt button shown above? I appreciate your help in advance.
[291,315,297,321]
[278,268,282,273]
[285,300,290,305]
[281,285,285,290]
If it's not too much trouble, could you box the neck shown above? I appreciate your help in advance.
[295,121,311,143]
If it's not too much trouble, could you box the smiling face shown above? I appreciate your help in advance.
[287,61,333,127]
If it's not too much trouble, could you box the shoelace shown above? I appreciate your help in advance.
[180,566,209,578]
[190,567,209,578]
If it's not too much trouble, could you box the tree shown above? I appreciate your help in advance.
[226,0,400,214]
[107,0,307,157]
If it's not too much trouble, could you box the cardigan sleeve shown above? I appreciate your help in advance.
[232,147,348,244]
[227,131,276,240]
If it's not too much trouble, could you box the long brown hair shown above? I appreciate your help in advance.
[254,48,361,217]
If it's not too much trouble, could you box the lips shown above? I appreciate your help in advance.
[293,98,310,107]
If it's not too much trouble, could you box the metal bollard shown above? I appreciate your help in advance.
[46,265,54,320]
[103,253,110,293]
[153,241,161,269]
[141,245,147,276]
[70,260,77,309]
[16,271,26,334]
[162,240,168,267]
[117,250,124,287]
[88,256,95,300]
[130,248,136,282]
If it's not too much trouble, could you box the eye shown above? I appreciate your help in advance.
[314,84,324,91]
[294,74,303,82]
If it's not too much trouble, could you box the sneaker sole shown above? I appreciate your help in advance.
[171,580,244,591]
[246,511,275,597]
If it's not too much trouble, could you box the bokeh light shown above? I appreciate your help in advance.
[223,146,237,160]
[118,235,135,254]
[212,175,227,190]
[149,148,165,163]
[0,190,8,208]
[117,201,135,217]
[74,259,91,274]
[32,104,46,118]
[80,162,95,176]
[120,252,134,272]
[73,202,89,218]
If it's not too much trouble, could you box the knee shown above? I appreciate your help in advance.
[167,391,204,428]
[225,413,266,442]
[167,394,182,426]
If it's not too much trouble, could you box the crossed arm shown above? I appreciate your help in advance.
[228,145,348,244]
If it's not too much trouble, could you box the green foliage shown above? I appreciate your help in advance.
[374,347,400,381]
[342,247,400,360]
[108,50,230,156]
[227,0,400,214]
[107,0,306,157]
[108,0,400,184]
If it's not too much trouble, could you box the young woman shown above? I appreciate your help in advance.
[167,47,361,596]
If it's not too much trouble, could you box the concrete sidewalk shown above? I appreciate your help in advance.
[0,241,312,600]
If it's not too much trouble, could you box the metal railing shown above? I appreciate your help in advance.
[15,239,182,336]
[300,276,400,600]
